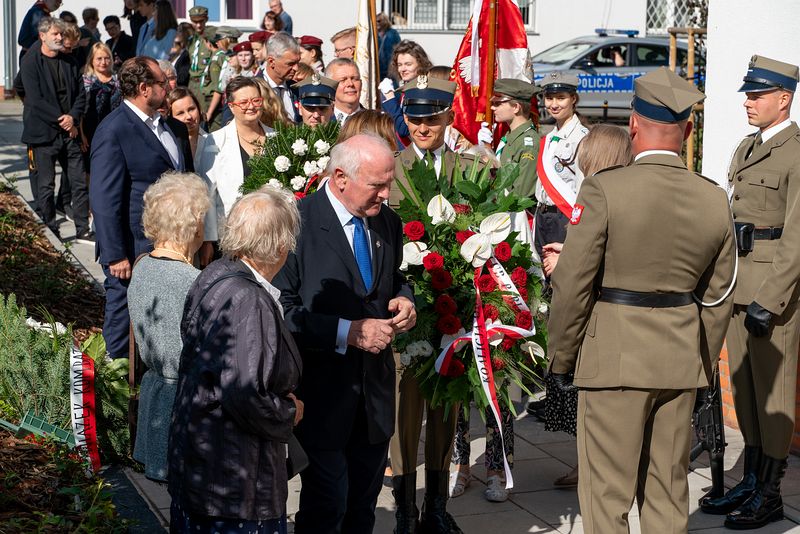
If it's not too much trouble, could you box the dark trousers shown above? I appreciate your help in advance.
[31,135,89,234]
[294,398,389,534]
[26,145,40,215]
[102,263,132,359]
[534,207,569,261]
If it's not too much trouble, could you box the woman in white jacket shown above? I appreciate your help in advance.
[195,76,273,265]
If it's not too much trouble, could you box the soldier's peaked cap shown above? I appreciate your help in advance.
[539,71,579,94]
[401,75,456,117]
[494,78,540,101]
[632,67,705,123]
[295,74,339,106]
[739,55,799,93]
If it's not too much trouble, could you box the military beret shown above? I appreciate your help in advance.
[248,30,272,43]
[295,73,339,106]
[232,41,252,54]
[298,35,323,48]
[539,71,580,94]
[401,75,457,117]
[202,25,217,40]
[216,26,242,40]
[493,78,540,101]
[739,54,799,93]
[632,67,705,123]
[188,6,208,18]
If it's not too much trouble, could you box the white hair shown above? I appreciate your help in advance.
[325,58,360,78]
[266,31,300,58]
[142,172,210,245]
[324,133,392,181]
[157,59,176,77]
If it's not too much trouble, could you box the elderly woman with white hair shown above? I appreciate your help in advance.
[127,171,210,482]
[168,186,304,534]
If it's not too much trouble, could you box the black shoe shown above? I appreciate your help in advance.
[75,230,95,245]
[526,397,546,418]
[724,455,787,530]
[419,470,462,534]
[700,445,761,515]
[392,474,419,534]
[48,225,62,240]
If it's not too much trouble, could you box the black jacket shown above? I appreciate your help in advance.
[107,33,136,69]
[19,41,86,145]
[169,257,302,519]
[273,186,413,449]
[173,49,190,87]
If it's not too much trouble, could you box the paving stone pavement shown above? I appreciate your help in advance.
[2,99,799,533]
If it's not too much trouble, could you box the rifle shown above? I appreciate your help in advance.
[690,368,727,499]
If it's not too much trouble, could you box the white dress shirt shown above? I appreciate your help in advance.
[759,118,792,143]
[334,106,358,125]
[265,71,296,120]
[412,143,445,175]
[242,259,284,318]
[324,183,372,355]
[124,100,181,169]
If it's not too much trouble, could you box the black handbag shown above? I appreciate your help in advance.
[286,433,309,479]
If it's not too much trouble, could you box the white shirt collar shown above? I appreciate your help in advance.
[334,106,358,121]
[124,99,159,124]
[241,259,284,317]
[265,72,286,89]
[634,149,679,161]
[412,143,444,162]
[759,118,793,144]
[324,182,361,228]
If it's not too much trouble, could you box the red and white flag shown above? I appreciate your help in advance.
[450,0,532,145]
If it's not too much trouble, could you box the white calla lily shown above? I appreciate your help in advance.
[460,233,493,268]
[521,340,545,359]
[402,242,430,269]
[426,195,456,225]
[479,212,513,244]
[439,327,467,349]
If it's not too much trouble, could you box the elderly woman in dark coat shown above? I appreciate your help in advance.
[168,186,304,534]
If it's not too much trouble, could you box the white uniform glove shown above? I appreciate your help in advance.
[379,78,396,96]
[477,121,493,145]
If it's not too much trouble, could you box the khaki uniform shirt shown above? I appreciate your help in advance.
[202,51,228,98]
[188,34,212,79]
[548,153,735,389]
[497,120,540,198]
[728,121,800,314]
[390,144,479,209]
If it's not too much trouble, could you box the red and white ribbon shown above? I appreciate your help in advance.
[69,345,101,472]
[536,136,577,219]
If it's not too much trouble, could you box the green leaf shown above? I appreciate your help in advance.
[455,180,482,199]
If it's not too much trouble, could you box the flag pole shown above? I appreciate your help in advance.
[369,0,381,109]
[484,0,498,125]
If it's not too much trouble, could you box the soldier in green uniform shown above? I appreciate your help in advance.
[202,26,241,132]
[390,75,475,534]
[187,6,212,109]
[484,78,541,197]
[700,55,800,530]
[546,67,736,533]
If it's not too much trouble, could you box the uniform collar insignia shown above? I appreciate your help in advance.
[311,73,321,85]
[417,75,428,89]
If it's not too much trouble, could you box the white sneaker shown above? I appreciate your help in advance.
[484,475,508,502]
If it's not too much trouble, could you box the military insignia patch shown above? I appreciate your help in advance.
[554,161,564,173]
[524,136,534,146]
[311,73,321,85]
[570,204,584,225]
[417,74,428,89]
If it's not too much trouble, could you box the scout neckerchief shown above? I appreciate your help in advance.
[496,123,534,158]
[536,127,578,219]
[201,50,226,88]
[190,37,201,71]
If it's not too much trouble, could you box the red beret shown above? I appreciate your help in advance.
[232,41,252,54]
[248,30,272,43]
[298,35,323,48]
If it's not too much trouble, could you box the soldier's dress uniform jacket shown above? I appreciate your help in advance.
[727,120,800,459]
[498,119,540,198]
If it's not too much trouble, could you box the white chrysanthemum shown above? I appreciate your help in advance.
[416,340,434,357]
[400,352,412,366]
[303,160,319,177]
[316,156,330,170]
[274,156,291,173]
[314,140,331,155]
[267,178,282,188]
[291,139,308,156]
[290,176,306,191]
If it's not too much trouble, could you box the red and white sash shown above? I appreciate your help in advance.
[536,136,577,219]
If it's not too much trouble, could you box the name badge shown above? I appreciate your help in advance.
[524,137,534,146]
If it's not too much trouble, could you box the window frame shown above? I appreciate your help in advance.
[386,0,536,32]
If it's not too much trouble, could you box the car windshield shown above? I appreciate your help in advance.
[532,41,595,64]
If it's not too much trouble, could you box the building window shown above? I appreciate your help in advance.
[384,0,535,31]
[189,0,255,23]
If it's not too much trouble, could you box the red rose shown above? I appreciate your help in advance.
[515,310,533,330]
[483,304,499,321]
[500,338,515,352]
[492,356,507,370]
[476,274,496,293]
[452,203,471,214]
[294,192,306,200]
[423,252,445,271]
[455,230,476,244]
[443,358,466,377]
[511,267,528,287]
[434,294,457,316]
[430,270,453,291]
[494,241,512,262]
[437,314,462,335]
[404,221,425,241]
[518,287,529,304]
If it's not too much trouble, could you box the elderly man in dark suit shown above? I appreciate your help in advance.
[89,56,193,360]
[274,134,416,534]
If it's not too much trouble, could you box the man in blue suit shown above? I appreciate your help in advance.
[90,56,193,359]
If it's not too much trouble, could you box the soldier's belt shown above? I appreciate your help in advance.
[537,204,560,214]
[734,222,782,253]
[598,288,694,308]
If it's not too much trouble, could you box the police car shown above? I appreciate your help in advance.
[532,29,700,120]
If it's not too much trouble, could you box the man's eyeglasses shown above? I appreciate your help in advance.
[150,78,169,88]
[230,97,264,109]
[334,45,355,56]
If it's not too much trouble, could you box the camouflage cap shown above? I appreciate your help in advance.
[493,78,540,101]
[739,54,799,93]
[632,67,705,123]
[216,26,242,40]
[188,6,208,18]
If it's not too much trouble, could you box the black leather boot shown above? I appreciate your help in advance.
[419,470,463,534]
[392,474,420,534]
[700,445,761,514]
[724,455,787,530]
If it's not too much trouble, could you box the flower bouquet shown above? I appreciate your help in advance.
[241,120,340,198]
[393,156,548,424]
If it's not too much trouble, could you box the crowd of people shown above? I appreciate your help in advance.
[13,1,800,533]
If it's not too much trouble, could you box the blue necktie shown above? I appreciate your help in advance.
[351,217,373,290]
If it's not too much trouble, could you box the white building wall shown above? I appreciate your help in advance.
[702,0,800,184]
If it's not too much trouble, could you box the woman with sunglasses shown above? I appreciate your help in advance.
[195,76,274,265]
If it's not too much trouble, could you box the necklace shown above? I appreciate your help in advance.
[238,133,264,145]
[151,247,193,265]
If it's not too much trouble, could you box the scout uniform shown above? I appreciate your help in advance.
[187,7,212,110]
[547,67,735,533]
[203,26,241,131]
[390,75,472,534]
[491,78,541,197]
[534,72,589,260]
[701,55,800,530]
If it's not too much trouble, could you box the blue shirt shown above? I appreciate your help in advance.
[140,28,177,61]
[278,11,293,35]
